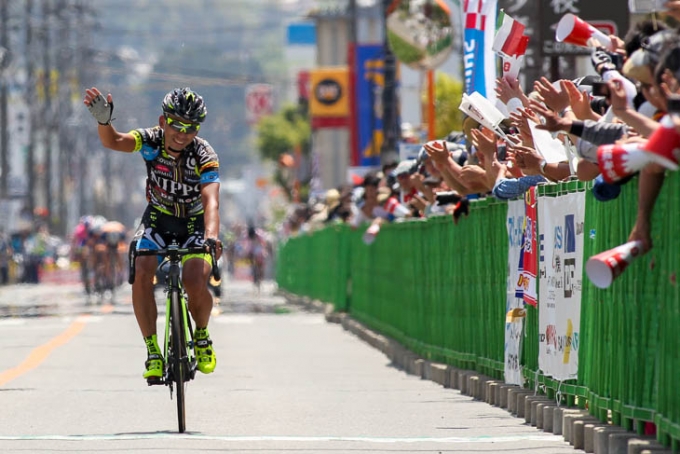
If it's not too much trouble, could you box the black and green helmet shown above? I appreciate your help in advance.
[161,87,207,123]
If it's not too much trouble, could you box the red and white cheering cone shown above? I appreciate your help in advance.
[586,240,644,289]
[641,115,680,171]
[597,143,652,183]
[555,13,612,49]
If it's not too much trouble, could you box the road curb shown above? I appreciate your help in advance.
[279,292,672,454]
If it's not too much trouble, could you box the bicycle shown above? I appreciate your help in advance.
[128,238,220,433]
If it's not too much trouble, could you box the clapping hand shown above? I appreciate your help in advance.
[495,77,525,105]
[533,77,570,113]
[423,140,450,165]
[529,100,572,133]
[561,80,598,120]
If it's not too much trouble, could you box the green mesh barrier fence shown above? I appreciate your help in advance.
[275,173,680,448]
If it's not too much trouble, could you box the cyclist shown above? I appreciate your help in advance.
[71,215,93,296]
[101,220,128,289]
[83,86,222,381]
[246,225,268,290]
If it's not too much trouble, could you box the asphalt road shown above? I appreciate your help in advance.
[0,278,582,453]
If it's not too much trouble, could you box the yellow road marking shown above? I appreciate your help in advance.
[0,316,88,387]
[100,304,114,314]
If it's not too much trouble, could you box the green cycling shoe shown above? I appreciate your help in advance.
[143,353,164,380]
[194,328,216,374]
[143,334,164,381]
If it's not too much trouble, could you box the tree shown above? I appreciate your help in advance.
[423,71,464,138]
[256,104,310,161]
[256,104,311,201]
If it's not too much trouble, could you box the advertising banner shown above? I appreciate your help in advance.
[354,45,384,167]
[537,191,585,381]
[520,187,538,306]
[309,67,350,118]
[462,0,498,99]
[505,199,526,385]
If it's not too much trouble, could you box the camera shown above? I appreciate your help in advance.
[591,81,610,98]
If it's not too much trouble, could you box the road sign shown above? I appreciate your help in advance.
[245,84,274,126]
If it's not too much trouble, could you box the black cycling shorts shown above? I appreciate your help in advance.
[134,206,207,262]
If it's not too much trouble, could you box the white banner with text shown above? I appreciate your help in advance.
[537,191,585,381]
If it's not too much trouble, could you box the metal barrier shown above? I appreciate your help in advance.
[275,174,680,449]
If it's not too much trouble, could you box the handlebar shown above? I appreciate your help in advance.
[128,242,221,285]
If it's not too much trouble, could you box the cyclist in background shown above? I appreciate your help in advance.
[83,86,222,381]
[246,225,268,291]
[101,220,128,289]
[71,216,93,296]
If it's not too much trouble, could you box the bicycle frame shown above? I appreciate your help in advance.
[159,246,197,386]
[128,238,220,433]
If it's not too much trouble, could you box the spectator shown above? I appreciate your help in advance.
[0,230,12,285]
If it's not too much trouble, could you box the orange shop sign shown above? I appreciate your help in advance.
[309,67,349,118]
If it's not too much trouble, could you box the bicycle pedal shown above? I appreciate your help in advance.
[146,377,164,386]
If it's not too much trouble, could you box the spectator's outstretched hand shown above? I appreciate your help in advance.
[505,150,525,178]
[423,140,450,165]
[608,34,626,55]
[608,79,629,115]
[533,77,570,112]
[459,165,491,192]
[665,1,680,21]
[509,108,537,147]
[507,143,543,175]
[561,80,598,120]
[628,219,653,253]
[470,127,497,162]
[530,100,572,133]
[495,77,525,105]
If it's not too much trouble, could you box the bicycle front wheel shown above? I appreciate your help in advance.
[170,289,188,433]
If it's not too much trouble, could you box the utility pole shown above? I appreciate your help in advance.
[0,0,9,199]
[25,0,36,217]
[75,0,88,217]
[56,0,71,235]
[380,0,399,165]
[41,0,53,227]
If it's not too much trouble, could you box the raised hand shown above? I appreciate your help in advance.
[533,77,570,113]
[470,127,497,162]
[423,140,450,165]
[495,77,525,105]
[561,80,598,120]
[84,87,114,125]
[507,143,543,175]
[509,108,537,147]
[608,79,629,114]
[529,100,572,133]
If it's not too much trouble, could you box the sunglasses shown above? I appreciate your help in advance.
[164,115,200,133]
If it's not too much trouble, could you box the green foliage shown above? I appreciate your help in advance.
[424,71,464,138]
[387,30,425,66]
[255,104,311,162]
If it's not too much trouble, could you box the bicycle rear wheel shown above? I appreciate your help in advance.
[170,289,187,433]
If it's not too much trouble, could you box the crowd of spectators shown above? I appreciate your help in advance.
[279,7,680,253]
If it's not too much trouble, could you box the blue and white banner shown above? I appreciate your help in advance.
[537,192,585,381]
[463,0,498,99]
[505,200,525,385]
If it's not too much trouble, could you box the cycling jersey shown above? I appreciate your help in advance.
[130,126,220,218]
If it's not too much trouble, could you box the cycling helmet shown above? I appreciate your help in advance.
[161,87,207,123]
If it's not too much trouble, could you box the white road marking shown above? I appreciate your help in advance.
[0,433,567,443]
[213,315,255,324]
[0,319,26,326]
